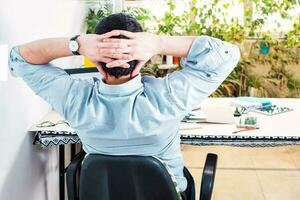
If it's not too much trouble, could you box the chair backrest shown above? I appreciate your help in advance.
[79,154,181,200]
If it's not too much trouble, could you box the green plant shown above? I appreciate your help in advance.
[283,17,300,48]
[287,77,300,90]
[253,0,299,19]
[141,0,300,97]
[85,8,112,34]
[140,62,159,77]
[123,7,155,31]
[85,0,300,97]
[261,32,277,48]
[156,0,182,35]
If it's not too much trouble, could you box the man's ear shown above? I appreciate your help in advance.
[96,64,108,80]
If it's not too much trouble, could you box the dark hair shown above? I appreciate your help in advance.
[95,13,143,78]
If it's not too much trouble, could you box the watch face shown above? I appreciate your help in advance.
[69,40,79,52]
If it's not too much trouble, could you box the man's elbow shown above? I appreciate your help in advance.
[220,44,240,75]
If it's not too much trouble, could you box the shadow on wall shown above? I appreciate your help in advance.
[0,1,87,199]
[0,133,59,200]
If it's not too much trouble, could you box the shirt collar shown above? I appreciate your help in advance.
[97,74,143,96]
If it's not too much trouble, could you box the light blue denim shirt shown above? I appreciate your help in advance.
[9,36,240,192]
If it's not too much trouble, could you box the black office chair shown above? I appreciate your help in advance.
[67,151,217,200]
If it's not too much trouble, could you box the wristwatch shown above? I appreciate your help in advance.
[69,35,80,55]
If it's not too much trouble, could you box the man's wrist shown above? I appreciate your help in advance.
[76,35,84,55]
[156,35,165,55]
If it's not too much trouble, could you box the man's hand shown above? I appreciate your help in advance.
[77,32,133,68]
[99,31,162,76]
[101,32,161,63]
[100,32,197,77]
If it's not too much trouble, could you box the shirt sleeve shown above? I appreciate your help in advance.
[8,46,86,120]
[166,36,240,112]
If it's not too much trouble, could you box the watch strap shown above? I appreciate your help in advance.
[70,35,80,55]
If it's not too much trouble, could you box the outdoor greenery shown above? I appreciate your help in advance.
[85,0,300,97]
[85,7,112,34]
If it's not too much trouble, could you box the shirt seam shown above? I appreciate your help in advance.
[165,74,186,113]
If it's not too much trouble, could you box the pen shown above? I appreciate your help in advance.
[232,127,258,134]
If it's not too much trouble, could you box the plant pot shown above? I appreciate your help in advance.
[84,56,95,68]
[173,56,180,65]
[166,55,173,65]
[241,39,256,58]
[259,42,270,55]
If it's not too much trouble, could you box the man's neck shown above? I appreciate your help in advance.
[104,75,132,85]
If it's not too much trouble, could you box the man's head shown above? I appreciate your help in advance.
[95,13,143,78]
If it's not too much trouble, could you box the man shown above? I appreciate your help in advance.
[9,13,240,198]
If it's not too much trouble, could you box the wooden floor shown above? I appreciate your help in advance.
[181,145,300,200]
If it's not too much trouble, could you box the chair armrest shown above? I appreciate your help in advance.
[66,150,86,200]
[200,153,218,200]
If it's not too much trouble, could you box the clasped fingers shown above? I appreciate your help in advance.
[99,46,133,54]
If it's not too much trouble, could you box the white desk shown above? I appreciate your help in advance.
[30,97,300,147]
[180,98,300,147]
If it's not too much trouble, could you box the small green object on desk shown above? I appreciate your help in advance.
[234,107,242,117]
[236,116,259,128]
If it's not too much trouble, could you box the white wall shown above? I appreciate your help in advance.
[0,0,86,199]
